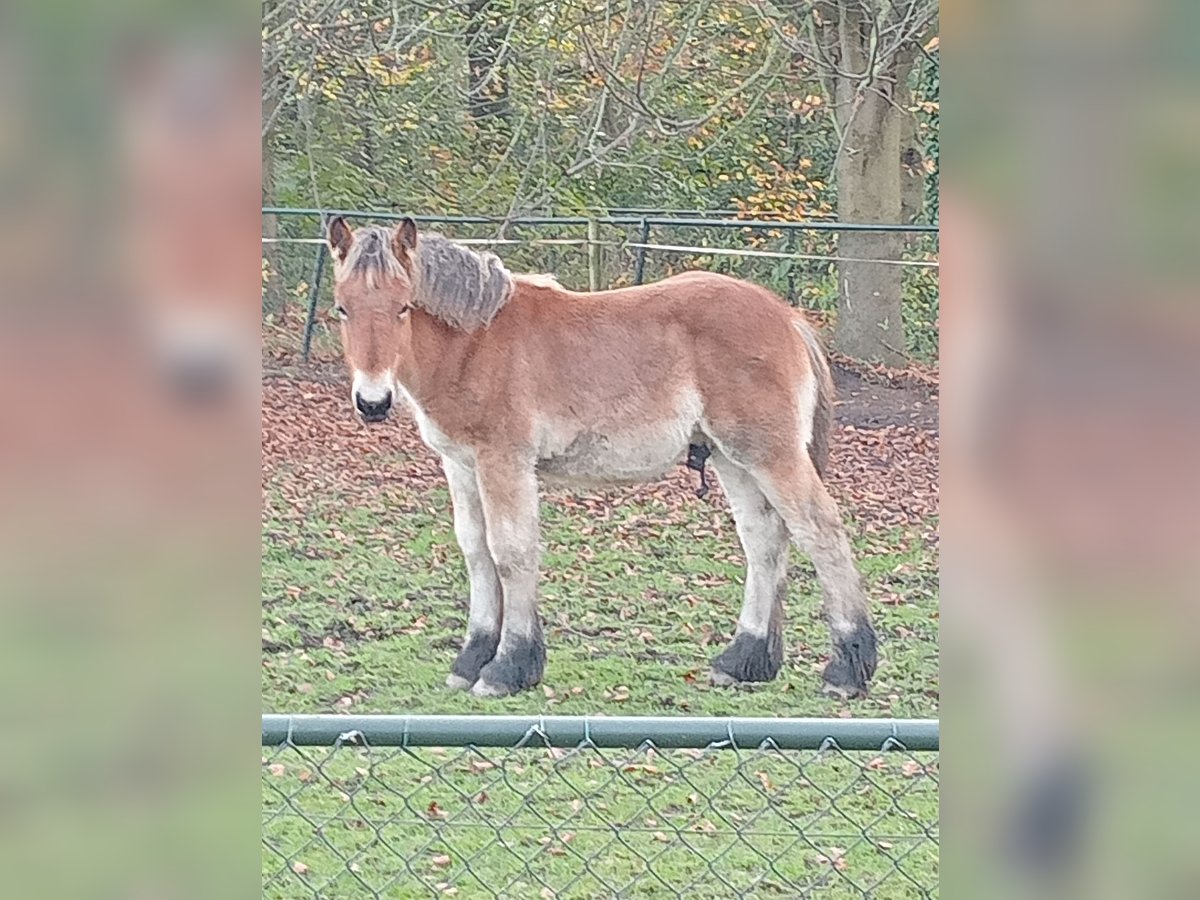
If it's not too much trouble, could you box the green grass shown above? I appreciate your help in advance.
[262,476,939,897]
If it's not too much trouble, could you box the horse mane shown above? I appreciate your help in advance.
[413,233,514,330]
[339,226,515,331]
[337,225,406,290]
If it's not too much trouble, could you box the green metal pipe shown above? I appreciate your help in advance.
[262,208,595,227]
[262,714,938,752]
[262,207,939,235]
[633,218,650,284]
[300,243,328,362]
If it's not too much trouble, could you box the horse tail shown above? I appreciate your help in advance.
[793,313,835,481]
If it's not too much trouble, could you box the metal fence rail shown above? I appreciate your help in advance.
[262,207,940,363]
[263,207,940,233]
[262,715,939,899]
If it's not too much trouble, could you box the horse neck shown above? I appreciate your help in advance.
[396,309,471,405]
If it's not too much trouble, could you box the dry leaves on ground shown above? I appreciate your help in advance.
[262,368,938,546]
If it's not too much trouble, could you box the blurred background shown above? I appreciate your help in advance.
[943,1,1200,898]
[0,0,1196,895]
[0,1,260,897]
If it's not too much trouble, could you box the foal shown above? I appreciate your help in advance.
[327,217,878,699]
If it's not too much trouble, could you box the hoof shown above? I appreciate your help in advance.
[822,618,878,699]
[451,630,501,685]
[711,630,783,684]
[820,681,861,701]
[445,674,474,692]
[471,679,517,698]
[705,672,753,691]
[709,668,740,688]
[1006,753,1091,872]
[473,632,545,697]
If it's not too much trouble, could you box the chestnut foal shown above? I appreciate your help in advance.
[327,217,877,699]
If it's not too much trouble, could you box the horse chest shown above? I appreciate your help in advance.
[397,387,473,465]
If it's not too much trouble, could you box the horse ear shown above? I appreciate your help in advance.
[393,217,418,256]
[328,216,353,262]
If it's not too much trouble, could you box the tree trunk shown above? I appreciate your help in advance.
[466,0,510,122]
[899,77,926,226]
[261,74,283,315]
[834,89,906,365]
[825,0,916,366]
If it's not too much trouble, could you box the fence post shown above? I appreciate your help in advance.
[785,228,797,305]
[586,218,601,292]
[633,218,649,285]
[301,242,328,362]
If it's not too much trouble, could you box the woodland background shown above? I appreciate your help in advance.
[262,0,939,363]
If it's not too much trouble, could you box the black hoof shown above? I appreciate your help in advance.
[711,630,783,684]
[1006,753,1090,874]
[472,632,545,697]
[450,630,500,684]
[821,619,878,699]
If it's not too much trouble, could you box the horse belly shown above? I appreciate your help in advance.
[536,412,699,486]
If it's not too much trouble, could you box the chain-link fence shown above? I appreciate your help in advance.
[262,715,939,899]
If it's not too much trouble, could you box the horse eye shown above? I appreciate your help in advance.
[398,305,411,318]
[334,305,348,320]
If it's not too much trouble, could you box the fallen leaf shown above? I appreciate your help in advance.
[816,848,849,871]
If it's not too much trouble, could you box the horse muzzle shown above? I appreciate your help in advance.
[354,390,393,423]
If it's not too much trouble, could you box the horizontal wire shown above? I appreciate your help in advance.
[624,241,939,268]
[262,237,938,268]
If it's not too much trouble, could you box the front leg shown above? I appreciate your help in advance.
[471,454,545,698]
[443,459,502,690]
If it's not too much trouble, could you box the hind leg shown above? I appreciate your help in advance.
[709,454,788,685]
[749,455,878,699]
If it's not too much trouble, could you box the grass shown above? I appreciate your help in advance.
[262,466,939,897]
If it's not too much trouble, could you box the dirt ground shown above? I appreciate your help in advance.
[262,355,939,547]
[832,360,939,431]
